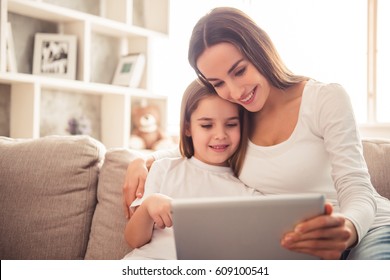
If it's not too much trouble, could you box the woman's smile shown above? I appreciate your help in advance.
[239,86,257,105]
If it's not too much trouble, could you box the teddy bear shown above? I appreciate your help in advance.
[129,101,177,150]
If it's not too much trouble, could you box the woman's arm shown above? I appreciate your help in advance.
[316,84,376,243]
[122,147,181,219]
[124,194,173,248]
[282,83,374,259]
[122,155,154,219]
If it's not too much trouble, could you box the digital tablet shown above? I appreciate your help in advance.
[171,193,325,260]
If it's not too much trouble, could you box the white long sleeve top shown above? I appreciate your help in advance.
[239,79,390,244]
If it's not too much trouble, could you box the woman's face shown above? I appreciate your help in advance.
[196,42,270,112]
[186,95,241,166]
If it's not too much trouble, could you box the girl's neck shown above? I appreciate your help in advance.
[191,156,229,167]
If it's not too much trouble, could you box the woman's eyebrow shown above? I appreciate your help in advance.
[206,59,244,82]
[227,59,244,75]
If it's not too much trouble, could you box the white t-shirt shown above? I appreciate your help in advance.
[123,156,260,260]
[239,79,390,244]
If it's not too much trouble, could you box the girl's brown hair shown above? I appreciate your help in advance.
[188,7,307,90]
[179,79,249,176]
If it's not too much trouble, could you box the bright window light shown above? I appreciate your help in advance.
[377,0,390,122]
[160,0,384,135]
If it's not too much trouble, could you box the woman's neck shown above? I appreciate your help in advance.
[250,81,306,146]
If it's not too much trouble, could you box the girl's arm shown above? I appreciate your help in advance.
[125,193,173,248]
[123,147,180,219]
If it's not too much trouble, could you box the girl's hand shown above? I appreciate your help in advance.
[144,194,173,229]
[122,157,149,219]
[281,203,357,259]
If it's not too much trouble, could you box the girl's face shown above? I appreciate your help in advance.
[196,42,270,113]
[186,95,241,166]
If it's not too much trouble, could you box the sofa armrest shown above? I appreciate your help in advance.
[362,138,390,199]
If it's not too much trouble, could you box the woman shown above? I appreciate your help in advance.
[123,7,390,260]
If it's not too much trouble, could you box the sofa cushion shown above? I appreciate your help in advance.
[0,135,105,260]
[362,138,390,199]
[84,148,142,259]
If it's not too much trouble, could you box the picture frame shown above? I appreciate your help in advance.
[33,33,77,80]
[112,53,145,88]
[6,22,17,72]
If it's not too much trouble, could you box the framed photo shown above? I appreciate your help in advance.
[33,33,77,80]
[112,53,145,88]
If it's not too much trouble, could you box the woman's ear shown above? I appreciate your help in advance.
[184,124,191,137]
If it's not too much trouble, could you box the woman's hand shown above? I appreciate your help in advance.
[122,156,154,219]
[281,203,357,259]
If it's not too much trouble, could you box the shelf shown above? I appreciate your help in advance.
[0,72,166,99]
[0,0,170,148]
[8,0,168,38]
[8,0,87,23]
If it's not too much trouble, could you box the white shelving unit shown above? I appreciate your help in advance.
[0,0,170,148]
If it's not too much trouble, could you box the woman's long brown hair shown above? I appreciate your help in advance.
[188,7,307,90]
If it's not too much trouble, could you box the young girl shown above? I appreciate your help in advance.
[123,79,259,260]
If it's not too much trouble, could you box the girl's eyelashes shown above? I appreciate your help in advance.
[200,124,212,129]
[226,122,239,128]
[199,122,239,129]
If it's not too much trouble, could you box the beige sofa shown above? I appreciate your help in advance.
[0,135,389,260]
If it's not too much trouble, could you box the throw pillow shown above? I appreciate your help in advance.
[0,135,105,259]
[84,148,142,259]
